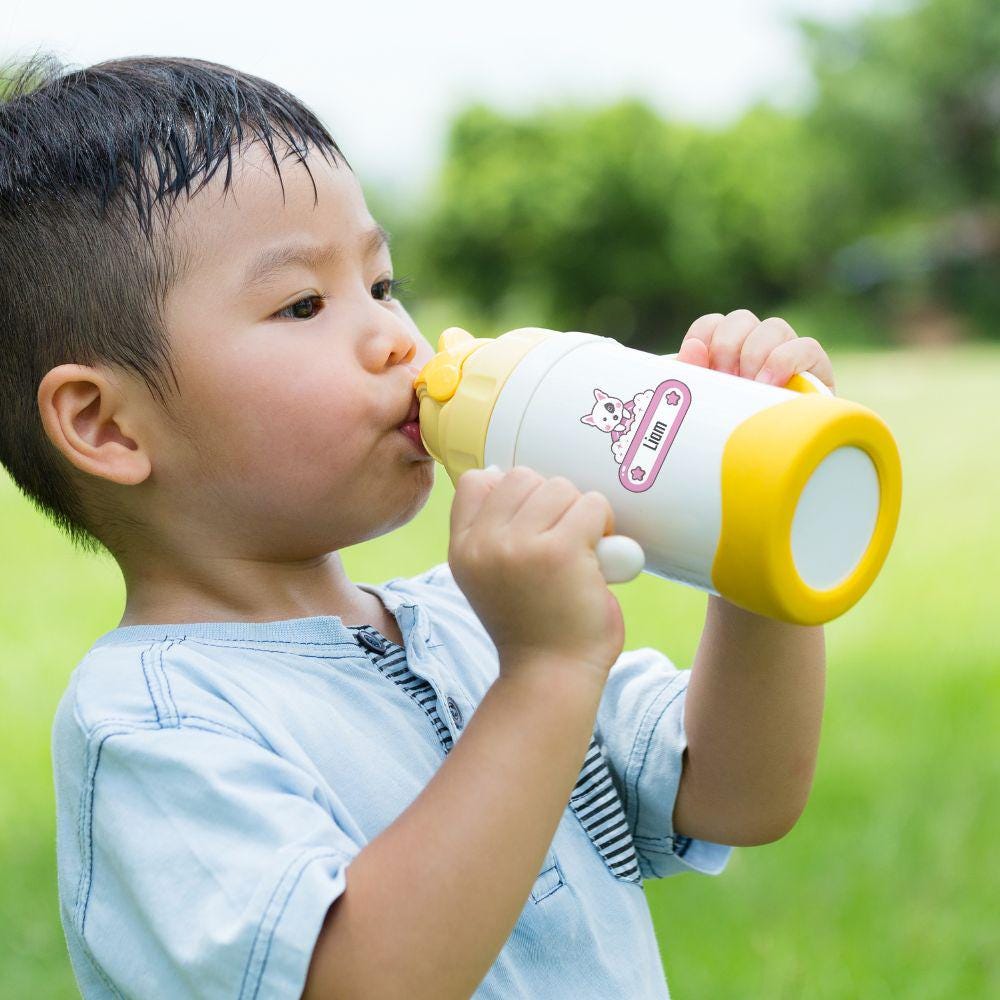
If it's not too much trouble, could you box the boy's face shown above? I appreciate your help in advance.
[143,142,436,557]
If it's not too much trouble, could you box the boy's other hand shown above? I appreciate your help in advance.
[676,309,836,395]
[448,466,624,683]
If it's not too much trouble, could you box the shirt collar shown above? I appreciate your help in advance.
[90,578,428,649]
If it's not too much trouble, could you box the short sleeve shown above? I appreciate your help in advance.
[594,646,734,879]
[73,723,362,999]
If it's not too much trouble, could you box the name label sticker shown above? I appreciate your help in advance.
[618,380,692,493]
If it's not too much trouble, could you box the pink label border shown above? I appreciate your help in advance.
[617,379,692,493]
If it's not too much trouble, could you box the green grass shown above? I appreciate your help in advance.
[2,344,997,997]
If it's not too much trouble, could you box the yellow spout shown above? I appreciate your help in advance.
[412,326,492,403]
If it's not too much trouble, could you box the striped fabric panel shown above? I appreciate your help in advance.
[351,626,640,882]
[568,737,641,883]
[350,626,454,754]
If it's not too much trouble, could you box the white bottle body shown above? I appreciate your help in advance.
[483,332,877,596]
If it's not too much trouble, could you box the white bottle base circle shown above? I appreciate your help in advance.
[791,446,881,591]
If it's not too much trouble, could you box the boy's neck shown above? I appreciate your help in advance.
[115,547,397,637]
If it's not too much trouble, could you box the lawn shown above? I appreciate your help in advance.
[1,344,997,997]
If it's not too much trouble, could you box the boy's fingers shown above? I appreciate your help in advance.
[509,476,582,534]
[476,465,545,528]
[676,337,709,368]
[760,337,836,393]
[677,313,724,366]
[707,309,760,375]
[550,490,615,550]
[449,467,505,536]
[739,317,797,380]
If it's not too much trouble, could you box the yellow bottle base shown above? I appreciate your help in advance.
[711,395,902,625]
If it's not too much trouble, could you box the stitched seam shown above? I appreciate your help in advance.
[72,723,145,1000]
[139,645,162,726]
[553,854,567,893]
[74,719,283,939]
[73,719,162,934]
[530,851,566,903]
[631,680,687,846]
[78,933,127,999]
[634,842,678,855]
[364,647,453,755]
[77,714,268,748]
[351,629,455,755]
[175,715,272,748]
[155,640,180,727]
[635,840,695,861]
[530,866,565,903]
[403,681,453,755]
[239,847,353,1000]
[176,637,383,665]
[147,642,172,724]
[103,636,364,656]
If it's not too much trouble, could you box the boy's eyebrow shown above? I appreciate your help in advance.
[240,223,391,291]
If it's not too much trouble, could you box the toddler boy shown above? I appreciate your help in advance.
[0,53,829,998]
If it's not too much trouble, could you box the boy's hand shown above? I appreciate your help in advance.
[448,466,624,682]
[676,309,836,395]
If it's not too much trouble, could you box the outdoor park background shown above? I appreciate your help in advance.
[2,0,998,995]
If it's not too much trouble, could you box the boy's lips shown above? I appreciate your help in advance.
[396,392,420,428]
[396,391,430,456]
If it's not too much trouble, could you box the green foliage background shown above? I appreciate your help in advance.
[380,0,999,353]
[2,0,999,994]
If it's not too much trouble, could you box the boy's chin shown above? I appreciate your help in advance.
[409,459,436,498]
[387,455,434,502]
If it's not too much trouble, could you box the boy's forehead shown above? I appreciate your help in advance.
[166,142,367,277]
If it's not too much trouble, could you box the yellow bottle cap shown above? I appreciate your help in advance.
[412,326,556,481]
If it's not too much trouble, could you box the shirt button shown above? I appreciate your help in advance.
[446,696,464,729]
[357,630,387,655]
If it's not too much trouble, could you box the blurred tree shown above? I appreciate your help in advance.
[802,0,999,213]
[802,0,1000,340]
[415,98,858,347]
[406,0,998,350]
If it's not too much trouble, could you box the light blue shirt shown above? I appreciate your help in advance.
[52,561,732,998]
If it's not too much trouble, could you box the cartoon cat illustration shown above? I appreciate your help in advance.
[580,386,654,466]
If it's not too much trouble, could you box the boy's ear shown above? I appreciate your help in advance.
[37,364,152,486]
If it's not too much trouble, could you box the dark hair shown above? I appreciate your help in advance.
[0,51,349,553]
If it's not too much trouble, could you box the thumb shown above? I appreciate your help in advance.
[450,466,504,536]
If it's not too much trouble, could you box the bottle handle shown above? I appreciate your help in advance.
[785,370,835,396]
[595,535,646,584]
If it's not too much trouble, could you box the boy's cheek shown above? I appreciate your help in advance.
[412,335,435,372]
[399,308,433,369]
[174,385,351,480]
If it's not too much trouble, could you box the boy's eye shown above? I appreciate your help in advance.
[273,275,410,321]
[274,294,327,321]
[372,276,410,302]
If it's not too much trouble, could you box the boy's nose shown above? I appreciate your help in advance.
[378,314,419,366]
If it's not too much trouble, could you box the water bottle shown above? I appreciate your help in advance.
[413,326,902,626]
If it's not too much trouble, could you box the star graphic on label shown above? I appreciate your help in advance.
[665,390,681,406]
[630,466,645,482]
